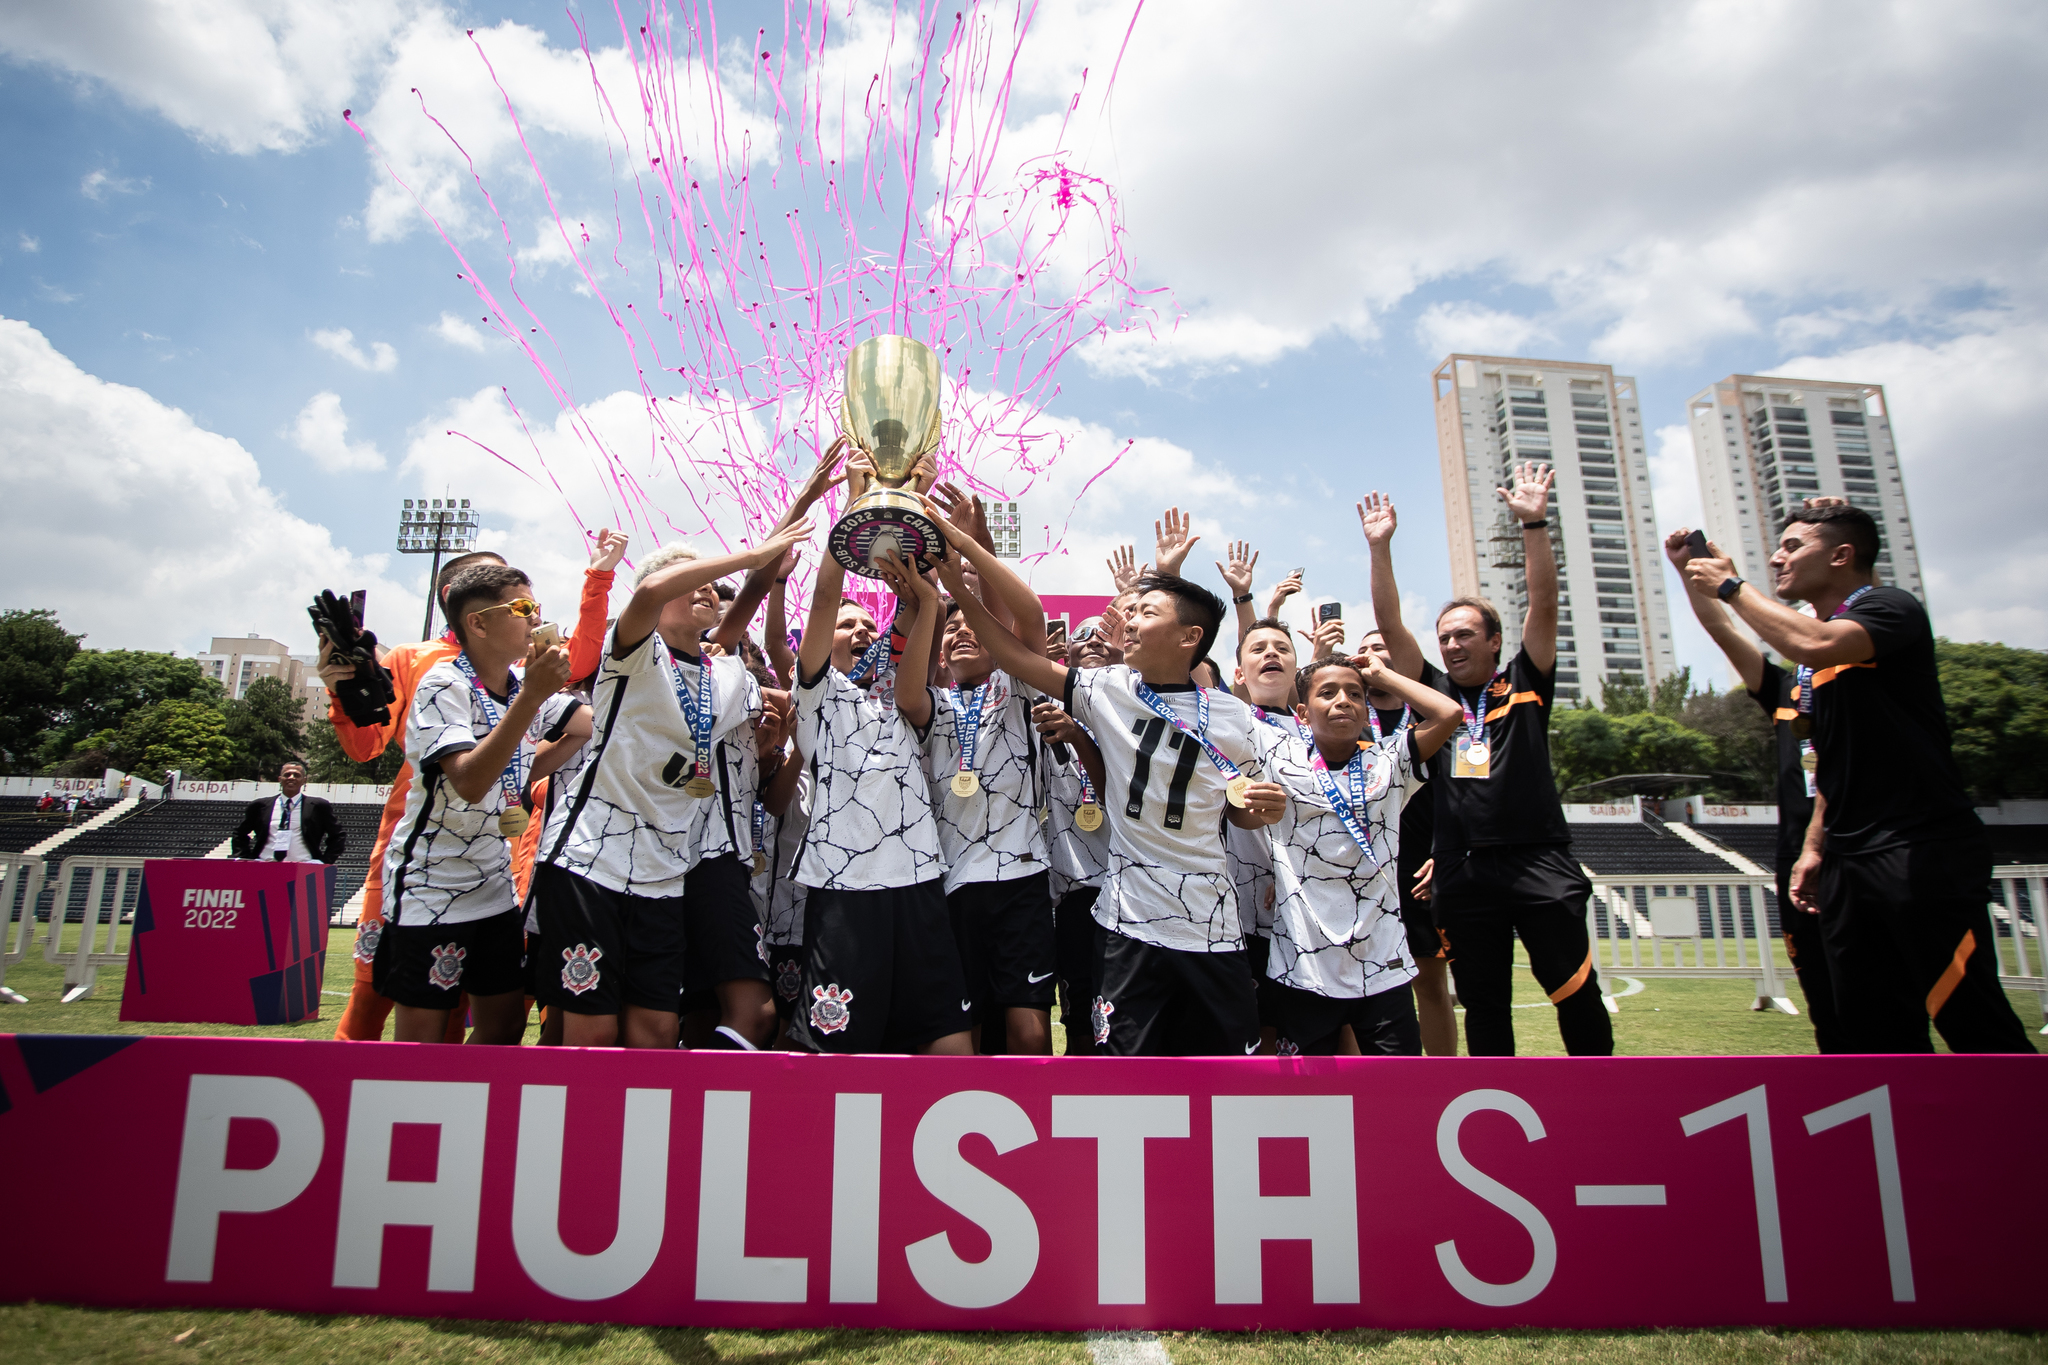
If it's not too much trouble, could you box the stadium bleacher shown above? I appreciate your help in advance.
[0,795,74,853]
[1691,822,1780,871]
[329,803,388,916]
[1568,819,1743,878]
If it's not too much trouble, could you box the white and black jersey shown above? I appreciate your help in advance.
[1063,666,1285,953]
[1043,737,1110,900]
[385,659,541,927]
[793,660,946,891]
[753,767,813,947]
[540,626,761,898]
[1231,712,1309,936]
[1266,734,1424,1000]
[922,671,1048,892]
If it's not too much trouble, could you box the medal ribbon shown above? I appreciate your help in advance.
[846,632,891,686]
[947,677,1004,779]
[1309,745,1384,875]
[1070,718,1100,808]
[1132,680,1242,783]
[669,647,716,782]
[1460,667,1506,746]
[1253,704,1311,743]
[751,800,770,868]
[450,652,526,809]
[1367,703,1411,744]
[1797,584,1876,718]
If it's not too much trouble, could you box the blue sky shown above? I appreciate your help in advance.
[4,0,2046,687]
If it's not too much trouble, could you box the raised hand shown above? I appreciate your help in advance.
[1498,462,1555,524]
[1031,699,1085,746]
[775,545,801,580]
[845,450,878,500]
[1216,540,1258,598]
[752,517,815,569]
[1099,598,1130,648]
[588,527,630,572]
[1663,526,1698,571]
[315,636,358,691]
[794,436,850,508]
[1266,570,1303,620]
[1106,544,1139,593]
[917,494,976,558]
[1298,615,1345,659]
[1357,492,1398,547]
[1153,507,1200,577]
[910,453,940,495]
[932,482,990,547]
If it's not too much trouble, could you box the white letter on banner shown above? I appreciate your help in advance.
[905,1090,1040,1308]
[695,1091,807,1301]
[1211,1095,1359,1305]
[332,1080,490,1292]
[1050,1094,1190,1305]
[830,1093,882,1304]
[1433,1089,1556,1307]
[166,1074,325,1283]
[512,1086,670,1300]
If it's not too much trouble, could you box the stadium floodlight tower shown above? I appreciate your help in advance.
[395,497,482,640]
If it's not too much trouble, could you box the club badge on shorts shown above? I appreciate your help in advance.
[352,920,382,965]
[811,983,854,1035]
[755,924,770,965]
[428,942,467,991]
[775,959,802,1001]
[1091,995,1114,1046]
[561,943,603,995]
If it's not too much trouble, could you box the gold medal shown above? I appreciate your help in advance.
[1075,802,1104,832]
[1800,748,1818,772]
[752,850,769,875]
[951,770,981,798]
[497,807,530,837]
[1225,775,1251,808]
[683,775,717,799]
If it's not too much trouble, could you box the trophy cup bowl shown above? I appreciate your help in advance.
[827,334,948,577]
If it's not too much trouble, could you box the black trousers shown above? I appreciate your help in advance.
[1777,865,1849,1053]
[1817,836,2037,1055]
[1434,844,1613,1057]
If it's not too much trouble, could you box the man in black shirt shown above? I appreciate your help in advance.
[1686,504,2033,1054]
[1664,523,1843,1052]
[1427,464,1611,1056]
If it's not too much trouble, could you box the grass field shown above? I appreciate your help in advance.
[2,924,2042,1364]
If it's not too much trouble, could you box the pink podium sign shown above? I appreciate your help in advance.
[0,1036,2041,1331]
[119,860,332,1026]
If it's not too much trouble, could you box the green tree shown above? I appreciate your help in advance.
[1681,686,1775,801]
[1938,639,2048,800]
[37,649,219,768]
[221,676,306,779]
[82,700,235,783]
[1611,711,1718,777]
[1652,665,1691,719]
[1600,676,1649,716]
[306,718,405,785]
[1551,707,1627,794]
[0,608,83,772]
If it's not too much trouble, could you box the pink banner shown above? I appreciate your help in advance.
[0,1036,2040,1330]
[1042,595,1115,632]
[120,860,332,1026]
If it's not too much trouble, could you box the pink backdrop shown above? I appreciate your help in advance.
[0,1036,2040,1330]
[119,860,331,1026]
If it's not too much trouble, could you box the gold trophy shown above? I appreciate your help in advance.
[827,334,947,576]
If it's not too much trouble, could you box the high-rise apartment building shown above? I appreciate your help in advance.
[193,634,328,721]
[1432,354,1676,705]
[1686,376,1923,609]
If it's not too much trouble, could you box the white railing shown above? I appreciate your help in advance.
[0,853,47,1002]
[36,856,148,1002]
[1585,873,1797,1015]
[1988,864,2047,1029]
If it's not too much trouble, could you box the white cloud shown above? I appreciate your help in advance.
[1414,303,1553,360]
[432,312,488,352]
[0,316,414,653]
[309,327,397,373]
[16,234,38,253]
[0,0,416,155]
[289,391,386,473]
[79,169,148,200]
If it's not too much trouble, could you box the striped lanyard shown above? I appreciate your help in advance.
[669,647,716,783]
[1309,744,1382,874]
[450,653,525,806]
[1460,667,1507,745]
[1797,585,1875,718]
[1253,705,1312,744]
[1132,680,1241,783]
[846,633,890,686]
[947,677,1002,778]
[1367,703,1411,744]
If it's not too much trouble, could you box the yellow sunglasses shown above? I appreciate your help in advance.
[471,598,541,621]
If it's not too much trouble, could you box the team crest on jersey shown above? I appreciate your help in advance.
[776,959,802,1001]
[352,921,382,965]
[1488,678,1510,699]
[561,943,603,995]
[810,983,854,1035]
[755,924,770,964]
[1276,1037,1300,1057]
[428,942,466,990]
[1091,995,1114,1046]
[1361,750,1394,801]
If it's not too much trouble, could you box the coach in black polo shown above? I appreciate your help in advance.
[1686,503,2033,1054]
[1427,462,1612,1057]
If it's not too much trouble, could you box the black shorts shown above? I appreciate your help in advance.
[529,863,688,1016]
[1271,979,1422,1056]
[766,938,806,1023]
[373,907,525,1008]
[948,872,1056,1012]
[790,879,973,1054]
[1092,924,1261,1057]
[1400,893,1443,963]
[1054,886,1100,1011]
[679,853,773,1012]
[1244,932,1283,1027]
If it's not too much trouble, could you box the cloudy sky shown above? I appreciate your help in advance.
[3,0,2044,687]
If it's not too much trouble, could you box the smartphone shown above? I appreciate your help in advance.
[1317,601,1343,624]
[1684,529,1710,561]
[1046,618,1069,642]
[531,621,562,652]
[348,589,366,629]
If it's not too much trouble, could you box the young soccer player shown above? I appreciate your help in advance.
[531,519,812,1049]
[1228,615,1307,1051]
[788,533,972,1055]
[1264,653,1460,1054]
[375,565,572,1044]
[925,500,1290,1057]
[1033,616,1117,1054]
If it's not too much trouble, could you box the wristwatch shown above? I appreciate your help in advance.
[1232,593,1253,605]
[1717,576,1745,602]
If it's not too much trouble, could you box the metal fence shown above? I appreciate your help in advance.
[1,855,147,1002]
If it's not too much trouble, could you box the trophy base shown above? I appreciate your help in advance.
[829,489,947,577]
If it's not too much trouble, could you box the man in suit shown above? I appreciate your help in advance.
[232,760,345,864]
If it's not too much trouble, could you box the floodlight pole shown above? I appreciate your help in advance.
[396,498,478,644]
[423,539,444,643]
